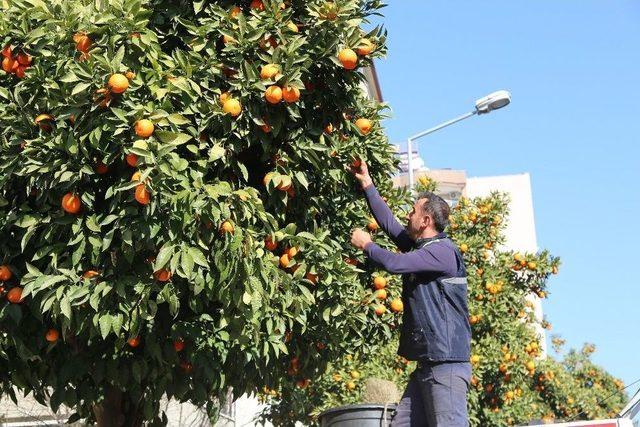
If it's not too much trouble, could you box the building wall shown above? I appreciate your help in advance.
[463,174,547,356]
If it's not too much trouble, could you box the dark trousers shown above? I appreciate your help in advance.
[391,361,471,427]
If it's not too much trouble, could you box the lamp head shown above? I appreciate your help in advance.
[475,90,511,114]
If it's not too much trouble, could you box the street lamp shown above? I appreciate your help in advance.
[406,90,511,191]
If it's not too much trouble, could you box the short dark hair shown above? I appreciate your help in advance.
[417,192,450,232]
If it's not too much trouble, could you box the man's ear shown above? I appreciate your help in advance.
[421,214,432,229]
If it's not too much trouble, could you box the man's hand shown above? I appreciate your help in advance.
[351,228,373,250]
[350,160,373,190]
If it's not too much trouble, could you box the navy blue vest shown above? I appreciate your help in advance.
[398,236,471,362]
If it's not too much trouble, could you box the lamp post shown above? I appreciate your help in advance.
[406,90,512,191]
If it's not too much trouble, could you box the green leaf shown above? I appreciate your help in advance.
[180,250,194,279]
[99,315,112,339]
[71,82,92,96]
[189,247,208,267]
[155,244,174,270]
[167,114,190,125]
[155,131,192,145]
[60,296,72,320]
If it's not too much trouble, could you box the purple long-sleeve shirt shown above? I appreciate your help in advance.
[362,185,457,277]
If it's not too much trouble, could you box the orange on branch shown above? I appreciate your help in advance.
[135,119,154,138]
[355,118,372,135]
[0,265,13,282]
[108,73,129,94]
[338,48,358,70]
[282,86,300,103]
[265,86,283,104]
[134,184,151,205]
[373,276,386,289]
[45,329,59,343]
[62,193,82,214]
[223,98,242,117]
[260,64,279,80]
[7,287,23,304]
[390,298,404,313]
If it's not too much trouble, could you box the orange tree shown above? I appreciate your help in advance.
[0,0,395,425]
[261,177,628,426]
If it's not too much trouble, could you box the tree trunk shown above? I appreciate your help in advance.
[93,385,144,427]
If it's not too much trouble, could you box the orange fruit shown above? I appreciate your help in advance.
[390,298,404,313]
[296,378,310,389]
[229,6,242,18]
[134,184,151,205]
[125,71,135,80]
[82,270,100,279]
[527,261,537,270]
[265,85,283,104]
[374,304,386,316]
[367,219,379,232]
[74,34,91,52]
[350,370,361,379]
[305,272,318,284]
[265,236,278,251]
[220,221,234,234]
[356,38,375,56]
[286,247,298,258]
[219,91,231,105]
[282,86,300,103]
[15,66,26,79]
[16,52,32,66]
[45,329,59,342]
[127,337,141,348]
[260,123,272,133]
[338,48,358,70]
[34,114,54,128]
[374,289,387,300]
[324,123,334,134]
[526,361,535,371]
[552,266,558,275]
[1,44,12,58]
[459,243,468,253]
[108,73,129,94]
[62,193,82,214]
[2,57,16,73]
[95,161,109,174]
[346,381,356,391]
[134,119,154,138]
[355,118,372,135]
[126,153,139,167]
[260,63,279,80]
[250,0,264,11]
[6,287,23,304]
[223,98,242,117]
[373,276,386,290]
[279,254,290,268]
[131,171,142,182]
[154,269,172,282]
[173,338,185,352]
[0,265,13,281]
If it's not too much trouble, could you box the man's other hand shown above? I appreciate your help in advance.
[351,228,373,250]
[350,160,373,189]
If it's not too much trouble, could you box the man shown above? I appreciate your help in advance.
[350,161,472,427]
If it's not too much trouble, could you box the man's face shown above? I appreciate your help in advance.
[405,198,431,239]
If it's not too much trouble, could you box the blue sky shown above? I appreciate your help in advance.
[372,1,640,399]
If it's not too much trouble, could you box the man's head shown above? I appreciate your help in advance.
[405,192,450,240]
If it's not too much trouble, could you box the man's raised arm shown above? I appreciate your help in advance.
[352,161,414,252]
